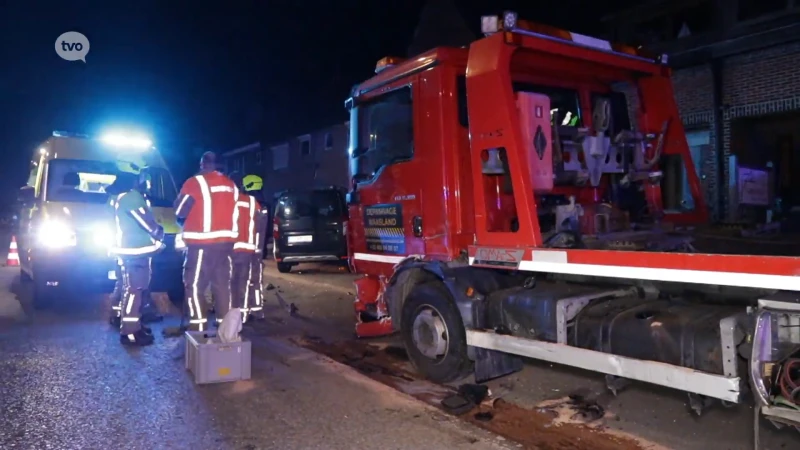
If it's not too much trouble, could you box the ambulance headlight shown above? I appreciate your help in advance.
[174,233,186,250]
[38,219,77,248]
[91,223,115,249]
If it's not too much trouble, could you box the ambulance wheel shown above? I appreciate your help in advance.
[277,263,293,273]
[401,281,472,384]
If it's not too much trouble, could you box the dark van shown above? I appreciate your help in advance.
[272,187,348,273]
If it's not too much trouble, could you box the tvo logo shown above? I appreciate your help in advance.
[55,31,90,62]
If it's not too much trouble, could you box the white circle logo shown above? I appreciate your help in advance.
[55,31,90,62]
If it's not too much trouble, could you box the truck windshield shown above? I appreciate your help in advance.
[45,159,177,206]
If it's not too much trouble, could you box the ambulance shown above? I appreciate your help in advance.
[17,131,186,309]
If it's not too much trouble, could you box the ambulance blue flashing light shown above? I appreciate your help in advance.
[99,132,153,150]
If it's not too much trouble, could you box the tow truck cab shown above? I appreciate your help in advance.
[17,132,186,308]
[345,12,800,428]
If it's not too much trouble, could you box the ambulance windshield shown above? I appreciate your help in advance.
[45,159,177,206]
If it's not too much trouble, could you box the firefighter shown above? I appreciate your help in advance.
[111,166,166,346]
[107,172,162,329]
[174,151,239,332]
[230,173,267,323]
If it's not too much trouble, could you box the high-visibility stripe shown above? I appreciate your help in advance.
[130,210,153,233]
[175,194,191,215]
[236,201,249,208]
[232,186,240,236]
[195,175,212,233]
[234,242,257,250]
[183,230,237,239]
[353,253,407,264]
[210,185,234,193]
[227,255,233,310]
[191,249,204,322]
[110,243,162,255]
[248,196,255,246]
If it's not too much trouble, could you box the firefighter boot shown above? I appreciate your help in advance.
[120,329,154,346]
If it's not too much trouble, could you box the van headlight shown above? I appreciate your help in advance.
[38,219,77,248]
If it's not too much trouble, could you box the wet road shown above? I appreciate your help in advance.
[0,265,515,450]
[3,248,800,450]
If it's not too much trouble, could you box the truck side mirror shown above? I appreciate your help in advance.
[18,186,35,206]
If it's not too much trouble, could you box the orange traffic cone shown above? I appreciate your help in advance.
[6,236,19,267]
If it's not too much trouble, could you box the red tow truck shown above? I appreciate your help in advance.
[344,11,800,431]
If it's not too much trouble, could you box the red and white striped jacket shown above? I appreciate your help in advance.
[174,171,239,245]
[234,193,263,253]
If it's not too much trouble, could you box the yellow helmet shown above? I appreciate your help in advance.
[242,174,263,192]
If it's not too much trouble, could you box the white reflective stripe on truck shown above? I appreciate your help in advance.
[466,329,741,403]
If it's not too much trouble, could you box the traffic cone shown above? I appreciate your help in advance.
[6,236,19,267]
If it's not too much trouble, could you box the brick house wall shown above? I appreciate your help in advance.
[668,42,800,221]
[261,122,350,204]
[224,122,350,205]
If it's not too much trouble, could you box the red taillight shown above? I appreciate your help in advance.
[273,217,280,239]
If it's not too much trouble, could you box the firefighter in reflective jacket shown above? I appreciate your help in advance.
[110,169,166,346]
[107,174,162,328]
[174,151,239,331]
[230,173,267,323]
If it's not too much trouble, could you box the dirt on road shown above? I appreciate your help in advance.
[295,336,662,450]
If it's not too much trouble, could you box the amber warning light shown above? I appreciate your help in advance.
[375,56,406,74]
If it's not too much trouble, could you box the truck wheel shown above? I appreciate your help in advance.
[277,263,293,273]
[401,281,472,383]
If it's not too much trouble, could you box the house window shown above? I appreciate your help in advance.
[324,133,334,151]
[255,151,262,165]
[299,136,311,157]
[272,144,289,170]
[682,129,711,210]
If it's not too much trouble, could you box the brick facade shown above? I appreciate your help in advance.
[667,41,800,221]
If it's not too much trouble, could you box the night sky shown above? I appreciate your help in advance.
[0,0,639,207]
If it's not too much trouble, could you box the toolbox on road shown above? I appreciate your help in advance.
[185,331,252,384]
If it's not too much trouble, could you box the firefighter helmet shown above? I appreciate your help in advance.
[242,174,263,192]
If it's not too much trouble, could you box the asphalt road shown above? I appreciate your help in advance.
[2,241,799,449]
[265,261,800,450]
[0,265,516,450]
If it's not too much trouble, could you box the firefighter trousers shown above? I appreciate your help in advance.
[184,243,234,331]
[250,253,265,319]
[112,259,155,319]
[119,256,152,335]
[231,252,264,321]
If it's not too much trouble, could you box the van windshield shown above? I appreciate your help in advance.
[275,191,343,220]
[45,159,177,207]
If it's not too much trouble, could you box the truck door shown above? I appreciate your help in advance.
[347,85,421,273]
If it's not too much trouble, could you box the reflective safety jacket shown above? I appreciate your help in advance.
[111,190,165,256]
[234,193,266,253]
[174,171,239,245]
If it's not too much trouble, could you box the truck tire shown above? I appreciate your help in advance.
[277,262,293,273]
[401,281,472,383]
